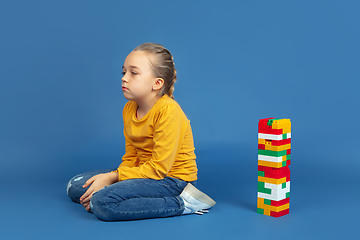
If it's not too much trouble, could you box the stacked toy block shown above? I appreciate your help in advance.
[257,118,291,217]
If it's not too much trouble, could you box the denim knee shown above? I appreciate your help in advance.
[90,187,115,221]
[67,175,86,203]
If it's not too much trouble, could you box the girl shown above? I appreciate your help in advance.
[67,43,215,221]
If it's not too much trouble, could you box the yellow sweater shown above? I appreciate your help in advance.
[117,95,198,182]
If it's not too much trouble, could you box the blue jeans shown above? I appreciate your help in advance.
[67,169,196,221]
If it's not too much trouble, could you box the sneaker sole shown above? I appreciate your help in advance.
[184,183,216,207]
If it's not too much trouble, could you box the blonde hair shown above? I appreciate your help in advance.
[133,43,177,99]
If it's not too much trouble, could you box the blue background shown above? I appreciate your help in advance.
[1,0,359,239]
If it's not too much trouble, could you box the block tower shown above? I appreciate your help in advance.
[257,118,291,217]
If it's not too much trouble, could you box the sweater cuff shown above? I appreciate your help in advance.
[111,169,120,181]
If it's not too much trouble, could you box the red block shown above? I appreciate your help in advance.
[258,165,290,181]
[285,160,291,166]
[270,208,289,218]
[271,138,291,146]
[258,143,291,151]
[258,118,275,128]
[271,198,290,207]
[258,144,266,150]
[258,118,283,135]
[258,126,283,135]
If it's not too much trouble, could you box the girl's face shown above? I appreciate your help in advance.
[121,51,157,103]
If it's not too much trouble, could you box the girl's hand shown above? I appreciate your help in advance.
[82,201,91,212]
[80,172,118,211]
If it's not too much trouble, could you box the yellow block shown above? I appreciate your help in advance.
[265,140,272,147]
[263,203,290,212]
[276,203,290,212]
[258,160,283,168]
[258,176,287,185]
[264,208,271,216]
[272,119,291,127]
[257,197,264,208]
[282,125,291,134]
[257,197,290,213]
[259,139,291,150]
[272,119,291,134]
[265,143,291,151]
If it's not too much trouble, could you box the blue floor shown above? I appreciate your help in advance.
[1,143,358,240]
[1,1,359,238]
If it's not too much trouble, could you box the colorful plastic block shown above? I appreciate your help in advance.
[258,133,291,141]
[257,197,290,218]
[257,118,291,218]
[258,155,287,163]
[257,181,290,201]
[270,208,289,218]
[258,165,290,181]
[258,143,291,152]
[266,138,291,146]
[270,197,290,207]
[258,176,287,185]
[258,160,290,168]
[258,149,287,157]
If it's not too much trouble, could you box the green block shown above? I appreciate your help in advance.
[257,208,264,214]
[258,171,265,177]
[286,154,291,160]
[286,192,290,198]
[282,161,287,167]
[264,199,271,205]
[267,118,281,126]
[258,181,272,194]
[282,134,287,140]
[258,149,287,157]
[282,182,286,189]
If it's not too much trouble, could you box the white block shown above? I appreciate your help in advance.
[258,155,283,163]
[258,133,291,140]
[258,181,290,201]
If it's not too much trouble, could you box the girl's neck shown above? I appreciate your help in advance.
[136,95,162,119]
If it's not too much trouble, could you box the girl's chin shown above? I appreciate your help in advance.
[122,94,133,101]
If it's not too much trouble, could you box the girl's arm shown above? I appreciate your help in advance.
[119,128,139,168]
[80,130,138,210]
[80,171,118,211]
[116,102,139,172]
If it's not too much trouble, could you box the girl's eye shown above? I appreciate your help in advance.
[131,72,137,75]
[121,71,125,75]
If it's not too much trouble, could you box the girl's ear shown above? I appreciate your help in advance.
[153,78,164,91]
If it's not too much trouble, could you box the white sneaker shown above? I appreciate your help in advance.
[180,183,216,215]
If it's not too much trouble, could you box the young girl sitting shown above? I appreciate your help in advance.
[67,43,215,221]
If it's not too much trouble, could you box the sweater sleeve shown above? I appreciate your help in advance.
[117,102,138,170]
[118,128,139,168]
[118,103,186,181]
